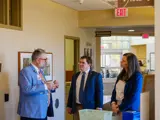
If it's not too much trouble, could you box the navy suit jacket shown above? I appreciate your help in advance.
[67,70,103,113]
[47,91,55,117]
[111,71,143,111]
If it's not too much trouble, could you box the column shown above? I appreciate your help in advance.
[155,0,160,119]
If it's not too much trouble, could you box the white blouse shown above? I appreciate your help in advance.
[116,80,126,104]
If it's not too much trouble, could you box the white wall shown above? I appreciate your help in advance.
[131,37,155,70]
[130,36,155,45]
[0,0,95,120]
[155,0,160,119]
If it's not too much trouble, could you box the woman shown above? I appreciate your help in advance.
[111,53,143,114]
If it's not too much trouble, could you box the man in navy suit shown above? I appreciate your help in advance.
[17,48,59,120]
[67,56,103,120]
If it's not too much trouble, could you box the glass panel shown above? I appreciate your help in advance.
[0,0,7,24]
[117,41,122,49]
[122,41,129,49]
[105,54,110,67]
[104,43,111,49]
[109,68,121,78]
[101,55,106,67]
[101,55,103,67]
[110,54,121,67]
[122,36,129,40]
[112,42,117,49]
[101,54,121,67]
[0,0,4,24]
[9,0,21,27]
[116,36,122,40]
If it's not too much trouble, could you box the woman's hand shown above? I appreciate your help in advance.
[111,102,119,113]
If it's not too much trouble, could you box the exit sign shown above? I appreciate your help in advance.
[115,8,128,17]
[142,33,149,39]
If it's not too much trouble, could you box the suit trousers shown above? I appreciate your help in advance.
[20,116,47,120]
[73,104,83,120]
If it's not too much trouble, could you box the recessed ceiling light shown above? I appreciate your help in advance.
[128,29,135,32]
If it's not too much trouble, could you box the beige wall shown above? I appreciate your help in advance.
[65,39,74,71]
[0,0,95,120]
[79,7,154,27]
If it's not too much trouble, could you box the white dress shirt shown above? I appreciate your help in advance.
[31,63,48,90]
[76,69,90,104]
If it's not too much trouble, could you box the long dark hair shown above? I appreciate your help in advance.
[118,53,141,81]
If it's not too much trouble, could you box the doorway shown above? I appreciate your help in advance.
[64,35,80,120]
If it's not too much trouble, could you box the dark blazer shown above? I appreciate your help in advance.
[111,71,143,111]
[47,90,55,117]
[67,70,103,113]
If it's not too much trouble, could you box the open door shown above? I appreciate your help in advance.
[64,36,80,120]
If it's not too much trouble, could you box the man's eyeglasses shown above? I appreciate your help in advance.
[39,58,47,61]
[78,62,86,64]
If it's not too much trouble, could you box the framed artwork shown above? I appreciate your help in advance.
[84,48,92,58]
[18,52,53,81]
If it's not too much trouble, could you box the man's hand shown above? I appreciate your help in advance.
[67,107,72,114]
[46,82,53,91]
[96,108,102,110]
[52,84,57,90]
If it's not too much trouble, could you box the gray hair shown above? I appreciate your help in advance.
[31,48,46,61]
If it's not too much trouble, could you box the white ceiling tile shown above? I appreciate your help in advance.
[52,0,115,10]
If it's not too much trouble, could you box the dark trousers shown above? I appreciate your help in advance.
[73,104,83,120]
[20,116,47,120]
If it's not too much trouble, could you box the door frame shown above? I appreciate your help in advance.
[64,35,80,120]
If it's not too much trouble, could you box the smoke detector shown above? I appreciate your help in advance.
[79,0,84,4]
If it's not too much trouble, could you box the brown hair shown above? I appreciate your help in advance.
[118,53,141,81]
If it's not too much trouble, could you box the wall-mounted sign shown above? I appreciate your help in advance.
[115,7,128,17]
[95,31,111,37]
[118,0,154,8]
[85,42,92,47]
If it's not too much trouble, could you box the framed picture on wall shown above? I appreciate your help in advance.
[18,52,53,81]
[84,48,92,58]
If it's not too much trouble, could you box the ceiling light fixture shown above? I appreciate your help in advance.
[128,29,135,32]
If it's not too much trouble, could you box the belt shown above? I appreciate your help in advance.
[76,103,82,106]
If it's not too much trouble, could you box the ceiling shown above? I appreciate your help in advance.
[51,0,154,35]
[51,0,116,11]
